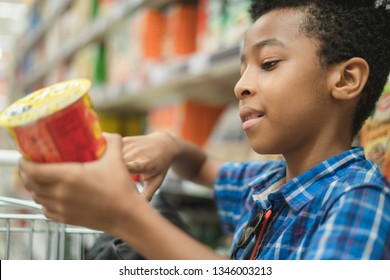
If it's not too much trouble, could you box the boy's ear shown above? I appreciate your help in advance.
[328,57,369,101]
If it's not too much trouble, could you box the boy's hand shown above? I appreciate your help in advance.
[19,133,139,232]
[122,132,179,200]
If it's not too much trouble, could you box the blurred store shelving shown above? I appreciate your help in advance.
[0,0,389,255]
[0,0,253,253]
[0,0,29,110]
[0,0,31,197]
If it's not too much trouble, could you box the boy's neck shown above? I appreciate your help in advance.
[284,140,352,182]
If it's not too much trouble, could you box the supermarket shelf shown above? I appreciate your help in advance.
[18,0,173,91]
[92,44,241,113]
[15,0,74,67]
[15,0,242,113]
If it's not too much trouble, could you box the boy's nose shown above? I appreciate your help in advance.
[234,75,256,100]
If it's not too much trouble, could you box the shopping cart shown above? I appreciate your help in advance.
[0,150,102,260]
[0,196,103,260]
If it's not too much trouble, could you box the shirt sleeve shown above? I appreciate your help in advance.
[304,185,390,259]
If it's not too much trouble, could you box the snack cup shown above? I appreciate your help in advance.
[0,79,106,162]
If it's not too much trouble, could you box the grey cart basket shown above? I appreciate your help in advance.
[0,195,102,260]
[0,149,101,260]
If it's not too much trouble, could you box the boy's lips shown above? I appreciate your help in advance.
[239,106,265,130]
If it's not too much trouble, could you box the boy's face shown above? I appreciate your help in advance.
[236,9,333,156]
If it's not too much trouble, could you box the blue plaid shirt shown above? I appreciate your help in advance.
[214,147,390,259]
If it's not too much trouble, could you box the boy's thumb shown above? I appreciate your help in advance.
[102,132,123,160]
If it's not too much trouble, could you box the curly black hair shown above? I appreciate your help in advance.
[249,0,390,137]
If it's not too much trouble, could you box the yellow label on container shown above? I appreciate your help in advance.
[0,79,91,127]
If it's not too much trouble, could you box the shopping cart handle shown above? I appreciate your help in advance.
[0,196,42,210]
[0,149,21,166]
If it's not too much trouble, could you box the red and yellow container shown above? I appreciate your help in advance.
[0,79,106,162]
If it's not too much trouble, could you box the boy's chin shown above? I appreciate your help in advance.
[251,146,281,157]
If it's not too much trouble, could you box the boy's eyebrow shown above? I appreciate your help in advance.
[240,38,286,63]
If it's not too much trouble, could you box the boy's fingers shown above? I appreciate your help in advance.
[140,176,163,200]
[18,133,122,182]
[19,133,124,190]
[102,132,123,159]
[126,160,148,173]
[140,187,155,201]
[19,159,71,183]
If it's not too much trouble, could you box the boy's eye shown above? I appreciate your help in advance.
[261,60,279,71]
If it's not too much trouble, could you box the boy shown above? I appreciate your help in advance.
[20,0,390,259]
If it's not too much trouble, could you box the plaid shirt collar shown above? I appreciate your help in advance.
[249,147,366,212]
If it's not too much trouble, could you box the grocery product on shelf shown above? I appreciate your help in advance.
[106,12,145,92]
[98,113,146,136]
[147,100,226,147]
[164,2,198,59]
[361,123,390,180]
[223,0,251,46]
[143,9,166,61]
[361,81,390,180]
[197,0,251,53]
